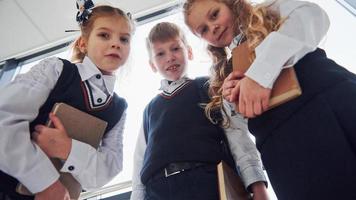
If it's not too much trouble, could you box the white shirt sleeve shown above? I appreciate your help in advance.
[0,57,63,193]
[245,0,330,88]
[222,100,267,188]
[60,111,126,190]
[130,124,147,200]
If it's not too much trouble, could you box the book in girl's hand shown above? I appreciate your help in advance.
[16,102,107,200]
[232,42,302,111]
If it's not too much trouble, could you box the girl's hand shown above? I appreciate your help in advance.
[222,71,244,102]
[32,113,72,160]
[35,180,70,200]
[231,77,271,118]
[250,181,269,200]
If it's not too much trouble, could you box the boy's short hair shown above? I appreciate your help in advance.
[146,22,188,58]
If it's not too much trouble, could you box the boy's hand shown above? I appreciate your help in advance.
[231,77,271,118]
[32,113,72,160]
[35,180,70,200]
[222,71,244,102]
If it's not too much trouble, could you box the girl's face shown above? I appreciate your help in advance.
[80,15,131,75]
[149,37,193,81]
[186,0,235,48]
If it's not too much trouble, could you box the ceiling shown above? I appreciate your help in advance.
[0,0,178,62]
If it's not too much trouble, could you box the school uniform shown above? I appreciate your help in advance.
[130,77,266,200]
[225,1,336,199]
[249,48,356,200]
[0,57,127,199]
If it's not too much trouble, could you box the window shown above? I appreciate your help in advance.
[337,0,356,16]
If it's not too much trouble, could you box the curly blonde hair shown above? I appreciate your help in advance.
[183,0,283,125]
[71,5,135,63]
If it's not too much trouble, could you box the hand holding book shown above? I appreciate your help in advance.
[17,103,108,200]
[32,113,72,160]
[224,41,302,117]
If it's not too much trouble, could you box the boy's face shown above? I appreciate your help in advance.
[149,37,193,81]
[79,16,132,75]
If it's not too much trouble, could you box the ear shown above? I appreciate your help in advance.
[187,45,193,60]
[149,60,158,73]
[78,36,87,54]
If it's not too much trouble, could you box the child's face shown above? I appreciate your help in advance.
[186,0,234,48]
[80,16,131,75]
[149,37,192,81]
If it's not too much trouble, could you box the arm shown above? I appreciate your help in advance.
[246,0,330,88]
[232,0,330,117]
[130,124,147,200]
[0,57,62,193]
[222,100,267,189]
[59,111,126,189]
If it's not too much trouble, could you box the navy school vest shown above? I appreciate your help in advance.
[140,77,235,184]
[0,58,127,198]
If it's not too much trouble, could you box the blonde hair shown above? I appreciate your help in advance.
[146,22,188,58]
[71,5,135,63]
[183,0,283,125]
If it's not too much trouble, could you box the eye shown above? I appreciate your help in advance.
[200,26,208,36]
[211,9,219,20]
[98,32,110,40]
[120,36,130,44]
[172,46,181,52]
[155,51,165,57]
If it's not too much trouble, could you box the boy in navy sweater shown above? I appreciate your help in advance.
[130,22,268,200]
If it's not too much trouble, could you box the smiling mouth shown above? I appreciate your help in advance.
[167,64,179,71]
[217,28,227,42]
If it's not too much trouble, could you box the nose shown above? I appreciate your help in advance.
[111,39,121,49]
[212,24,219,35]
[166,51,176,63]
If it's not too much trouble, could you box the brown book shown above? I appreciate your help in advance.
[16,102,108,200]
[232,42,302,110]
[217,161,252,200]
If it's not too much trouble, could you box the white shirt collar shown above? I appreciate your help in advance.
[159,76,191,94]
[228,33,244,51]
[76,56,116,95]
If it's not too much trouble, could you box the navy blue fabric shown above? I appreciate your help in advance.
[0,58,127,199]
[144,165,218,200]
[30,58,127,133]
[249,49,356,200]
[140,77,234,186]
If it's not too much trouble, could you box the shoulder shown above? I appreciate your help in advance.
[194,76,210,87]
[34,57,64,72]
[14,57,64,83]
[143,94,161,114]
[113,93,128,110]
[266,0,321,14]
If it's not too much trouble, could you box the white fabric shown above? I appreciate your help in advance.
[0,56,125,192]
[230,0,330,88]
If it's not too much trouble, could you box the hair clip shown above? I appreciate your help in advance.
[76,0,95,24]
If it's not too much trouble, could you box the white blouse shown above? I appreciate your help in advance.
[0,56,125,193]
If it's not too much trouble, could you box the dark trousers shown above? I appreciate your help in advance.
[144,165,219,200]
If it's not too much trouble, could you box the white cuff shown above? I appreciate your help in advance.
[20,151,60,193]
[239,165,267,190]
[60,139,92,175]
